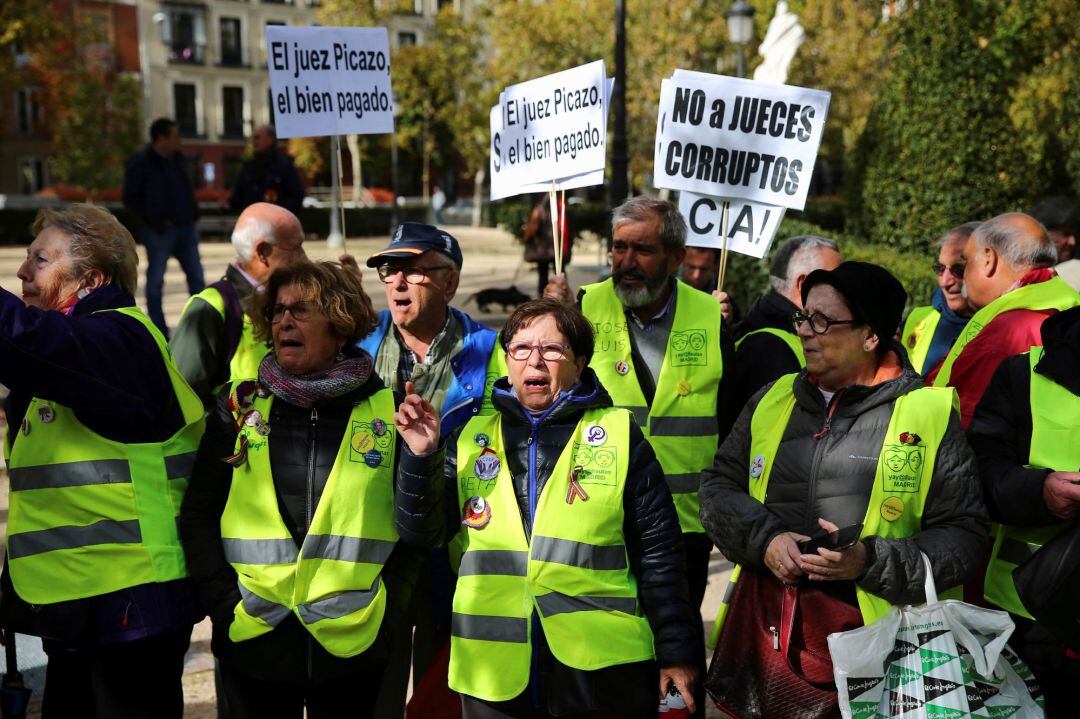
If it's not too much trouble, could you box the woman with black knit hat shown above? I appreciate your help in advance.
[698,261,990,718]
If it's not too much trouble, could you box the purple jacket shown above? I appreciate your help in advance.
[0,284,201,647]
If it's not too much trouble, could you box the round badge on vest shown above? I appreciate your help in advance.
[20,418,30,436]
[880,497,904,522]
[352,431,375,454]
[473,432,490,448]
[363,449,383,468]
[371,418,388,437]
[749,454,766,479]
[37,405,55,424]
[614,360,630,376]
[255,422,271,437]
[584,425,607,446]
[474,449,501,480]
[677,380,691,396]
[244,410,262,427]
[462,495,492,529]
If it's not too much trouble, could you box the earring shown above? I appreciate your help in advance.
[336,349,346,362]
[864,342,873,351]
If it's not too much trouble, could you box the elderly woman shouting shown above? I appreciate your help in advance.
[0,205,204,717]
[395,298,701,719]
[699,262,989,718]
[179,260,425,718]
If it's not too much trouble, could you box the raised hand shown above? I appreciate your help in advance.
[394,380,440,456]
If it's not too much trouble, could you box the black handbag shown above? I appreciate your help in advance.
[1013,522,1080,647]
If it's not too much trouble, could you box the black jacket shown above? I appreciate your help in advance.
[228,149,305,214]
[968,305,1080,527]
[396,369,701,714]
[123,144,197,232]
[700,354,989,606]
[178,368,425,683]
[0,284,200,647]
[720,291,802,440]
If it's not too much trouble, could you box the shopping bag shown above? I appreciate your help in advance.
[828,555,1044,719]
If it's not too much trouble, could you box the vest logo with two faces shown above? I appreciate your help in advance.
[571,442,618,486]
[880,441,924,493]
[670,329,708,367]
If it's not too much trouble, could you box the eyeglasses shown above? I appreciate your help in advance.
[792,310,858,335]
[933,261,965,279]
[507,342,571,362]
[377,264,454,285]
[266,301,315,324]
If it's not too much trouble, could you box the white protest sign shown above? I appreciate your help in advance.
[654,72,830,210]
[678,192,786,259]
[266,26,393,139]
[490,60,607,199]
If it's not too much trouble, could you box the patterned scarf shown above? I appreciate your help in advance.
[258,348,374,408]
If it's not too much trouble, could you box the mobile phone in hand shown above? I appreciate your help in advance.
[797,522,864,555]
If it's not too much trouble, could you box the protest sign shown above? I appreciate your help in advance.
[678,192,786,259]
[266,26,394,139]
[654,72,830,211]
[490,60,608,199]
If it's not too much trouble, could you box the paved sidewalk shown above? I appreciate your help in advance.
[0,226,731,716]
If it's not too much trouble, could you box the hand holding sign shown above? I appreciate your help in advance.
[395,381,440,457]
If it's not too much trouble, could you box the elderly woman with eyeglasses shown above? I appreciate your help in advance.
[698,262,988,718]
[179,260,427,718]
[394,298,701,719]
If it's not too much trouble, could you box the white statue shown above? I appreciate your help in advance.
[753,1,806,85]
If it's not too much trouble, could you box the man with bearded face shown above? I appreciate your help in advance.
[545,197,729,714]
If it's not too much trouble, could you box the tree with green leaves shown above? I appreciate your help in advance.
[851,2,1053,249]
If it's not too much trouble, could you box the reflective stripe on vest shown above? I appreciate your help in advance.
[5,307,205,604]
[734,327,806,367]
[183,285,269,388]
[220,387,398,658]
[714,375,959,633]
[934,276,1080,387]
[581,278,722,533]
[983,347,1079,618]
[448,408,655,702]
[900,306,941,375]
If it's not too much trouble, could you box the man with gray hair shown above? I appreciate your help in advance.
[546,197,723,694]
[719,235,841,436]
[171,202,307,406]
[900,222,978,376]
[930,212,1080,428]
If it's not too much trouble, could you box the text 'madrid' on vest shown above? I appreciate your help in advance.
[933,276,1080,388]
[900,306,940,376]
[448,407,655,702]
[983,347,1080,618]
[220,384,399,658]
[581,278,722,534]
[734,326,806,367]
[5,307,206,604]
[712,374,959,639]
[184,282,269,390]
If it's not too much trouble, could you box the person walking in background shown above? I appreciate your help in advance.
[123,117,206,338]
[900,222,978,376]
[431,184,447,224]
[523,194,571,297]
[226,124,305,214]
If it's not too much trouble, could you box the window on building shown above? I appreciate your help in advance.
[15,88,42,136]
[174,83,199,136]
[18,158,47,194]
[220,17,242,66]
[223,86,245,139]
[437,0,455,10]
[398,32,417,47]
[413,0,424,15]
[163,3,207,64]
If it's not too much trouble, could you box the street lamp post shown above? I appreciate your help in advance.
[726,1,756,79]
[609,0,629,212]
[391,94,402,235]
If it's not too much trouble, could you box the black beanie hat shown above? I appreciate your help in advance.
[801,261,907,342]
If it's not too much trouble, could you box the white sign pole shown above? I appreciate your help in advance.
[718,201,729,292]
[328,135,343,248]
[549,181,562,275]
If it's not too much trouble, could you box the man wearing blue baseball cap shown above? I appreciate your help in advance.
[359,222,505,716]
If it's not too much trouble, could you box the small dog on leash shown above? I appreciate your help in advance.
[469,286,531,312]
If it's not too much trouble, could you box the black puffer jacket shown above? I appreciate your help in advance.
[720,291,803,439]
[700,352,989,606]
[396,368,701,714]
[179,369,425,683]
[968,305,1080,527]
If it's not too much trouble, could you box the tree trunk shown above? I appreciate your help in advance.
[346,134,362,205]
[471,167,485,227]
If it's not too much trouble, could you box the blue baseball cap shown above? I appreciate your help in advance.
[366,222,463,268]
